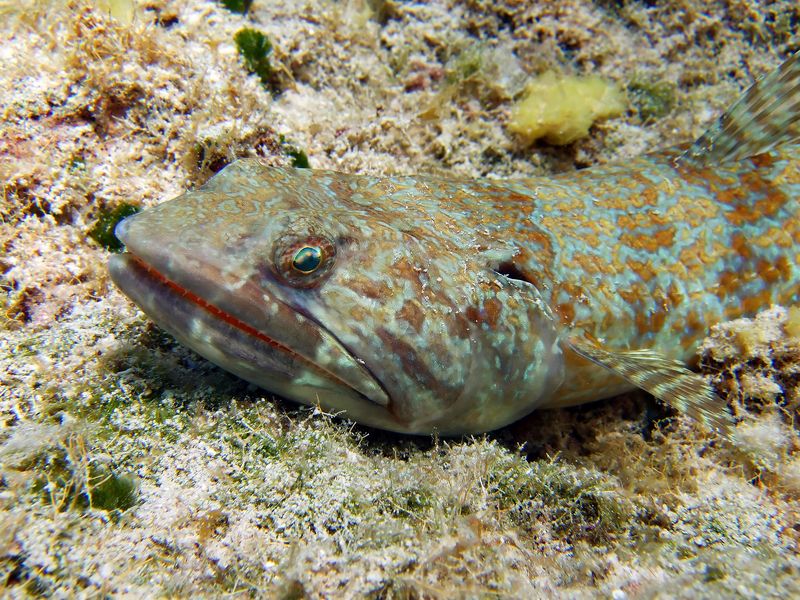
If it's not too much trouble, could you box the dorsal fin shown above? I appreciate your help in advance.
[677,51,800,167]
[568,336,734,437]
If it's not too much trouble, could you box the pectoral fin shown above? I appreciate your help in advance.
[568,336,733,436]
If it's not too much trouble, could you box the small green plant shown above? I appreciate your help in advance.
[627,76,676,121]
[88,203,140,252]
[279,135,310,168]
[27,433,138,515]
[381,486,435,520]
[489,454,633,544]
[90,469,138,512]
[286,148,309,168]
[220,0,253,14]
[234,28,275,90]
[34,463,138,514]
[445,47,483,85]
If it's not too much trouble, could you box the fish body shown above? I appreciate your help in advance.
[110,53,800,434]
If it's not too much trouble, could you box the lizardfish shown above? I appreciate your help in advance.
[110,52,800,435]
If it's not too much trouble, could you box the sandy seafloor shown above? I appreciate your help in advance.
[1,0,799,597]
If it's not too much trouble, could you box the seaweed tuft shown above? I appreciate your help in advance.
[279,135,310,168]
[89,468,138,513]
[88,203,140,252]
[16,430,138,515]
[489,453,634,544]
[286,148,310,168]
[219,0,253,14]
[234,27,278,91]
[627,76,676,121]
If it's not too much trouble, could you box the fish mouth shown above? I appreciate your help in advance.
[109,245,397,428]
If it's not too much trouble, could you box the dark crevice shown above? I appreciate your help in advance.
[495,261,532,284]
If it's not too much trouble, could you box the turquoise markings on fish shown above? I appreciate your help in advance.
[109,52,800,435]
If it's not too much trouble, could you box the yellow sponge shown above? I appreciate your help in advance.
[93,0,136,25]
[508,72,625,145]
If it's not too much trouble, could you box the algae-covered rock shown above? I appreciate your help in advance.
[700,305,800,494]
[627,75,676,121]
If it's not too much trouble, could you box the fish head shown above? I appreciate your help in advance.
[109,160,565,434]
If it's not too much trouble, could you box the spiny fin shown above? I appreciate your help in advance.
[568,336,733,437]
[677,51,800,167]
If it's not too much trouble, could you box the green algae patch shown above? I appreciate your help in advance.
[286,148,310,168]
[508,72,626,145]
[89,469,138,512]
[279,136,311,168]
[88,203,140,252]
[488,452,634,544]
[234,28,277,91]
[220,0,254,14]
[628,76,676,121]
[6,426,138,515]
[444,46,483,85]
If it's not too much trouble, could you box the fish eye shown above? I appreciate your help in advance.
[273,234,336,288]
[292,246,323,274]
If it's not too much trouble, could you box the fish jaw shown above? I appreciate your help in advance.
[108,219,406,433]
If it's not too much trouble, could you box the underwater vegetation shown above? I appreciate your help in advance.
[285,146,310,168]
[220,0,253,15]
[234,27,276,90]
[627,75,676,122]
[88,203,140,253]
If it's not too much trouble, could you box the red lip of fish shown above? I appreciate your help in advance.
[128,254,326,373]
